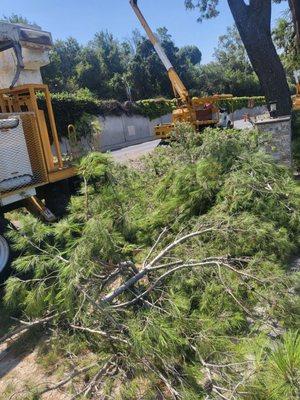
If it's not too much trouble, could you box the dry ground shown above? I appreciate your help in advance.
[0,307,71,399]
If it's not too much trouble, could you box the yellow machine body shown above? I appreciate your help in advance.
[0,84,76,216]
[155,95,232,139]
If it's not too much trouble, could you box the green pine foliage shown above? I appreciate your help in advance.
[3,124,300,398]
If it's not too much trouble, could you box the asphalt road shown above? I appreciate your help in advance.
[111,139,161,162]
[110,119,254,163]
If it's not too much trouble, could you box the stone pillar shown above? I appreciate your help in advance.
[255,116,292,166]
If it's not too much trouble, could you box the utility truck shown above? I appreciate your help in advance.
[0,22,78,277]
[130,0,233,139]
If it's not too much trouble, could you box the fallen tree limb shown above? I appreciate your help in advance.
[110,260,220,309]
[217,264,252,316]
[143,359,181,400]
[108,257,253,309]
[70,359,115,400]
[102,228,220,303]
[0,313,57,345]
[37,363,98,396]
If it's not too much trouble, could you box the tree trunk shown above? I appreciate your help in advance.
[228,0,292,116]
[288,0,300,52]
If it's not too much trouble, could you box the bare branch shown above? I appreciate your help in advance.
[109,258,251,309]
[37,363,98,395]
[143,227,168,267]
[0,313,57,345]
[102,228,219,303]
[217,264,252,315]
[70,324,129,344]
[147,227,218,268]
[70,359,116,400]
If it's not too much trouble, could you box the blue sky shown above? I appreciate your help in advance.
[1,0,288,63]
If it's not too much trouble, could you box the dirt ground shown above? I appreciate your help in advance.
[0,327,70,400]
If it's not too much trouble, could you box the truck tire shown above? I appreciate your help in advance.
[0,219,12,281]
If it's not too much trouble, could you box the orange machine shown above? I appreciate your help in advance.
[0,84,76,189]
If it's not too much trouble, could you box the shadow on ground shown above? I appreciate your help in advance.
[0,325,41,379]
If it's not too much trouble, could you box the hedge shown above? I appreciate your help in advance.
[217,96,266,112]
[135,96,267,119]
[37,91,134,137]
[135,98,177,119]
[37,91,266,137]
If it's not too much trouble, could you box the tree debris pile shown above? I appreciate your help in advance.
[2,124,300,399]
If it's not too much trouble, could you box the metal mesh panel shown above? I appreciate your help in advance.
[0,112,48,197]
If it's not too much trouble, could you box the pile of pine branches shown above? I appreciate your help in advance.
[2,124,300,399]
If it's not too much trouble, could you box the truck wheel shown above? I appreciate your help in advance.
[0,220,12,281]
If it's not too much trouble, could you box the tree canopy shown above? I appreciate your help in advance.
[42,27,206,101]
[40,24,266,101]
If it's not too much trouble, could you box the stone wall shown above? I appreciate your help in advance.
[255,116,292,166]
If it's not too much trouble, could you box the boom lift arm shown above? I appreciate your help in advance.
[130,0,190,105]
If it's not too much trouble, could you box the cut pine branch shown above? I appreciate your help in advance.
[102,228,219,303]
[101,228,253,307]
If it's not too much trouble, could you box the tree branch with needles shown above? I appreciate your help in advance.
[99,227,259,310]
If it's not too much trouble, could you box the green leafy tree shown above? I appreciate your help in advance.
[273,15,300,79]
[214,26,250,73]
[42,38,81,92]
[128,27,203,100]
[75,47,107,97]
[206,25,262,96]
[177,45,202,65]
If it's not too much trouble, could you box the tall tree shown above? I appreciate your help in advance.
[204,25,262,96]
[214,26,250,73]
[42,38,81,92]
[185,0,292,115]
